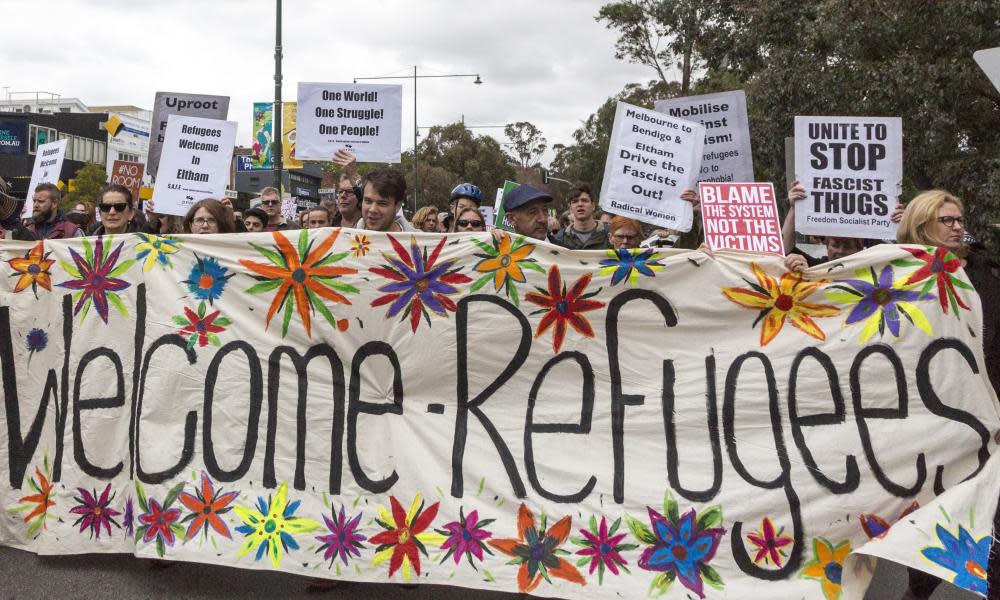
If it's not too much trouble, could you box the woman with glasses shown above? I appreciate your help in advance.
[454,207,486,233]
[608,216,644,249]
[182,199,235,234]
[90,185,140,236]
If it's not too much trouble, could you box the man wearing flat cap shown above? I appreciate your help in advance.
[503,184,553,241]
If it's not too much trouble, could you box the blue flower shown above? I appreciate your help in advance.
[638,508,725,599]
[181,254,233,305]
[599,248,664,287]
[26,328,48,354]
[921,523,990,595]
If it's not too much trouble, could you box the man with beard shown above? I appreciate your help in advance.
[551,182,609,249]
[24,183,82,239]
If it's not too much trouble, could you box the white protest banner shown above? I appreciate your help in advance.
[794,116,902,239]
[22,138,68,218]
[699,182,784,254]
[599,101,704,231]
[296,82,402,163]
[655,90,754,184]
[150,115,237,217]
[974,47,1000,93]
[148,92,230,177]
[1,231,997,600]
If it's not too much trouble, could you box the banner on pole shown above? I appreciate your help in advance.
[282,101,304,169]
[149,115,237,217]
[699,182,784,254]
[251,102,273,170]
[22,138,68,218]
[599,102,704,231]
[793,116,902,240]
[296,82,403,163]
[148,92,230,178]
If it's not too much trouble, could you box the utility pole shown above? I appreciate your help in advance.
[272,0,283,192]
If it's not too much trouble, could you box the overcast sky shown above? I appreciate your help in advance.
[2,0,670,161]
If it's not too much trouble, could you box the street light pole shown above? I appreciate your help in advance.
[272,0,283,192]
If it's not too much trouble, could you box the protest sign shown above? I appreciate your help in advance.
[0,119,28,155]
[794,116,902,239]
[22,138,68,218]
[296,83,402,163]
[149,115,237,217]
[655,90,754,183]
[699,182,784,254]
[599,102,704,231]
[110,160,145,204]
[974,47,1000,93]
[282,101,304,169]
[493,180,518,231]
[1,231,997,600]
[148,92,230,177]
[251,102,273,170]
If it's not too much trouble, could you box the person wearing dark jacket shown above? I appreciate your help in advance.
[88,184,141,236]
[24,182,82,239]
[551,182,610,250]
[0,182,36,241]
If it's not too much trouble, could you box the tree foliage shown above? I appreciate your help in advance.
[62,162,108,210]
[503,122,547,168]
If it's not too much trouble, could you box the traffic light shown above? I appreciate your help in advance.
[540,168,549,185]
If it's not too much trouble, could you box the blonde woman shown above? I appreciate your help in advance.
[412,206,439,232]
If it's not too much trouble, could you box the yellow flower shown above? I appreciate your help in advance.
[134,233,182,272]
[723,262,840,346]
[801,537,851,600]
[475,232,536,291]
[233,482,319,568]
[351,234,371,257]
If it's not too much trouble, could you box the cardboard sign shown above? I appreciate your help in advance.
[599,102,704,231]
[251,102,273,170]
[148,91,230,177]
[794,116,902,239]
[282,101,304,169]
[150,115,237,217]
[110,160,145,204]
[296,82,402,162]
[655,90,754,183]
[699,182,784,254]
[0,119,28,155]
[22,138,68,218]
[1,233,998,600]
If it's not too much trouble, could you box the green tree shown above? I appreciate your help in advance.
[62,162,108,210]
[503,122,547,168]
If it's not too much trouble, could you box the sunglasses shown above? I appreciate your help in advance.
[99,202,130,213]
[260,199,279,206]
[457,219,483,228]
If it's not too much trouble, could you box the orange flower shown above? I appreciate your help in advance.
[488,504,586,593]
[723,263,840,346]
[8,241,55,298]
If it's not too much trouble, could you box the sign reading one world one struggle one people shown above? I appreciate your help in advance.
[296,82,403,163]
[0,230,997,599]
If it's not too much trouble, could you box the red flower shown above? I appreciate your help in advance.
[178,473,239,541]
[370,494,442,581]
[745,517,793,567]
[525,265,604,352]
[175,302,231,348]
[139,498,182,546]
[901,246,972,314]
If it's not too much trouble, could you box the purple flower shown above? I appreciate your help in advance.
[575,516,636,584]
[26,328,48,354]
[840,265,932,337]
[438,508,493,568]
[638,508,725,599]
[56,237,131,323]
[316,505,366,567]
[123,496,135,537]
[69,483,122,539]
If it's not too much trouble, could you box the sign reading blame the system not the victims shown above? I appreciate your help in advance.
[699,182,784,254]
[794,116,902,239]
[296,83,402,163]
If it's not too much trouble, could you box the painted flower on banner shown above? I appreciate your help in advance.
[178,473,239,542]
[745,517,793,568]
[469,232,543,306]
[599,247,665,287]
[723,262,840,346]
[369,235,471,333]
[572,515,637,585]
[825,265,936,343]
[436,507,493,569]
[316,505,367,568]
[488,503,586,594]
[894,246,974,316]
[26,328,48,363]
[123,496,135,538]
[182,254,234,306]
[350,233,371,257]
[9,455,55,538]
[57,236,133,324]
[70,483,122,539]
[525,265,604,353]
[7,240,54,299]
[859,501,919,540]
[629,492,725,599]
[172,302,232,348]
[134,481,186,557]
[921,522,990,596]
[134,233,182,272]
[234,482,319,568]
[371,493,445,582]
[240,229,358,338]
[801,537,851,600]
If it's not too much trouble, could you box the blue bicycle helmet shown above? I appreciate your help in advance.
[450,183,483,205]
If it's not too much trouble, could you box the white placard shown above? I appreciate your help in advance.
[296,82,402,163]
[22,138,68,218]
[655,90,754,183]
[794,116,902,239]
[598,101,704,231]
[150,115,237,217]
[148,92,230,178]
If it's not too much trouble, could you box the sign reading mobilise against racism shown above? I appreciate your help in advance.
[21,138,68,218]
[794,116,903,239]
[150,115,237,217]
[1,229,997,599]
[655,90,754,184]
[296,82,402,163]
[699,182,784,254]
[599,102,705,231]
[148,91,231,177]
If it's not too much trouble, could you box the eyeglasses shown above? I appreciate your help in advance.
[611,233,639,242]
[193,217,217,227]
[260,199,279,206]
[337,189,356,197]
[937,216,965,228]
[99,202,129,213]
[457,219,483,228]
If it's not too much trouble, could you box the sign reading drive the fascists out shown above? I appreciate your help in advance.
[150,115,237,217]
[148,91,230,177]
[296,82,403,163]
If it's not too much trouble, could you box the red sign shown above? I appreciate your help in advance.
[698,182,785,254]
[110,160,145,204]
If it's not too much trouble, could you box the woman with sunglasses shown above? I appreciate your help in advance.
[453,207,485,233]
[90,185,140,236]
[66,200,97,233]
[182,199,236,234]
